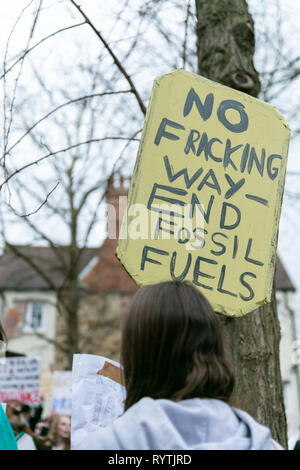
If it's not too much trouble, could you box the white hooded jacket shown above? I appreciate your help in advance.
[76,397,283,450]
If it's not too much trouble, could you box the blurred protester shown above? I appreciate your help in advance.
[28,402,43,431]
[47,415,71,450]
[20,404,31,428]
[6,401,24,437]
[28,414,71,450]
[34,419,50,438]
[6,413,71,450]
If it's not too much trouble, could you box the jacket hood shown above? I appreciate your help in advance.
[77,397,281,450]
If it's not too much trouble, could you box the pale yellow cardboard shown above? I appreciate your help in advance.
[117,70,290,317]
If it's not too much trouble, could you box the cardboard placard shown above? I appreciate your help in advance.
[117,70,290,316]
[0,357,40,403]
[51,371,72,416]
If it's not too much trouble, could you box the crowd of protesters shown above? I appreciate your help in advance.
[5,400,71,450]
[0,322,70,450]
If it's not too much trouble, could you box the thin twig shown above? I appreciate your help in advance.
[0,22,87,81]
[4,1,43,157]
[182,0,191,69]
[2,0,35,157]
[2,90,132,160]
[70,0,146,116]
[0,136,139,189]
[19,181,60,217]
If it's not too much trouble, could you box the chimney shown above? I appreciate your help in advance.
[81,174,137,293]
[106,175,129,240]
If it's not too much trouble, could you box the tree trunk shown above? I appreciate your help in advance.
[65,216,81,369]
[195,0,287,447]
[196,0,260,97]
[218,287,287,446]
[64,276,80,369]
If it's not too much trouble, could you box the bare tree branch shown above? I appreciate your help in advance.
[18,182,60,218]
[2,0,36,160]
[70,0,146,116]
[4,183,69,269]
[1,90,132,159]
[0,22,87,81]
[3,0,43,159]
[182,0,191,69]
[0,136,139,189]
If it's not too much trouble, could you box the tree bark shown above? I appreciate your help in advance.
[218,287,287,446]
[195,0,287,447]
[64,205,81,369]
[196,0,260,97]
[63,274,80,369]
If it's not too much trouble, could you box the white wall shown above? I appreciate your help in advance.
[0,290,57,371]
[277,290,300,442]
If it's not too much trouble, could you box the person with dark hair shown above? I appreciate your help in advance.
[34,419,49,438]
[77,281,282,450]
[28,403,44,432]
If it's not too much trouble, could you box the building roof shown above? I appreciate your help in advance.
[81,237,137,293]
[0,245,98,291]
[274,256,296,292]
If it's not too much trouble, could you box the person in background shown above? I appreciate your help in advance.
[12,403,43,433]
[0,322,18,450]
[16,414,70,450]
[77,281,283,450]
[34,419,50,438]
[47,415,71,450]
[29,402,44,432]
[6,401,25,437]
[19,404,32,429]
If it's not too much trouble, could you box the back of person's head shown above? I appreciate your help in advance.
[121,281,234,411]
[21,404,31,414]
[20,404,31,421]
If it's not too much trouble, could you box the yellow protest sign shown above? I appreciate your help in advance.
[117,70,290,317]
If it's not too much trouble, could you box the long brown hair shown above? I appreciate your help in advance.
[121,281,234,411]
[47,414,71,450]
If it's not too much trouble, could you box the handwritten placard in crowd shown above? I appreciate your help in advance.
[117,70,290,316]
[51,371,72,415]
[0,357,40,403]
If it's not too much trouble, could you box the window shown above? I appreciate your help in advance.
[24,301,45,333]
